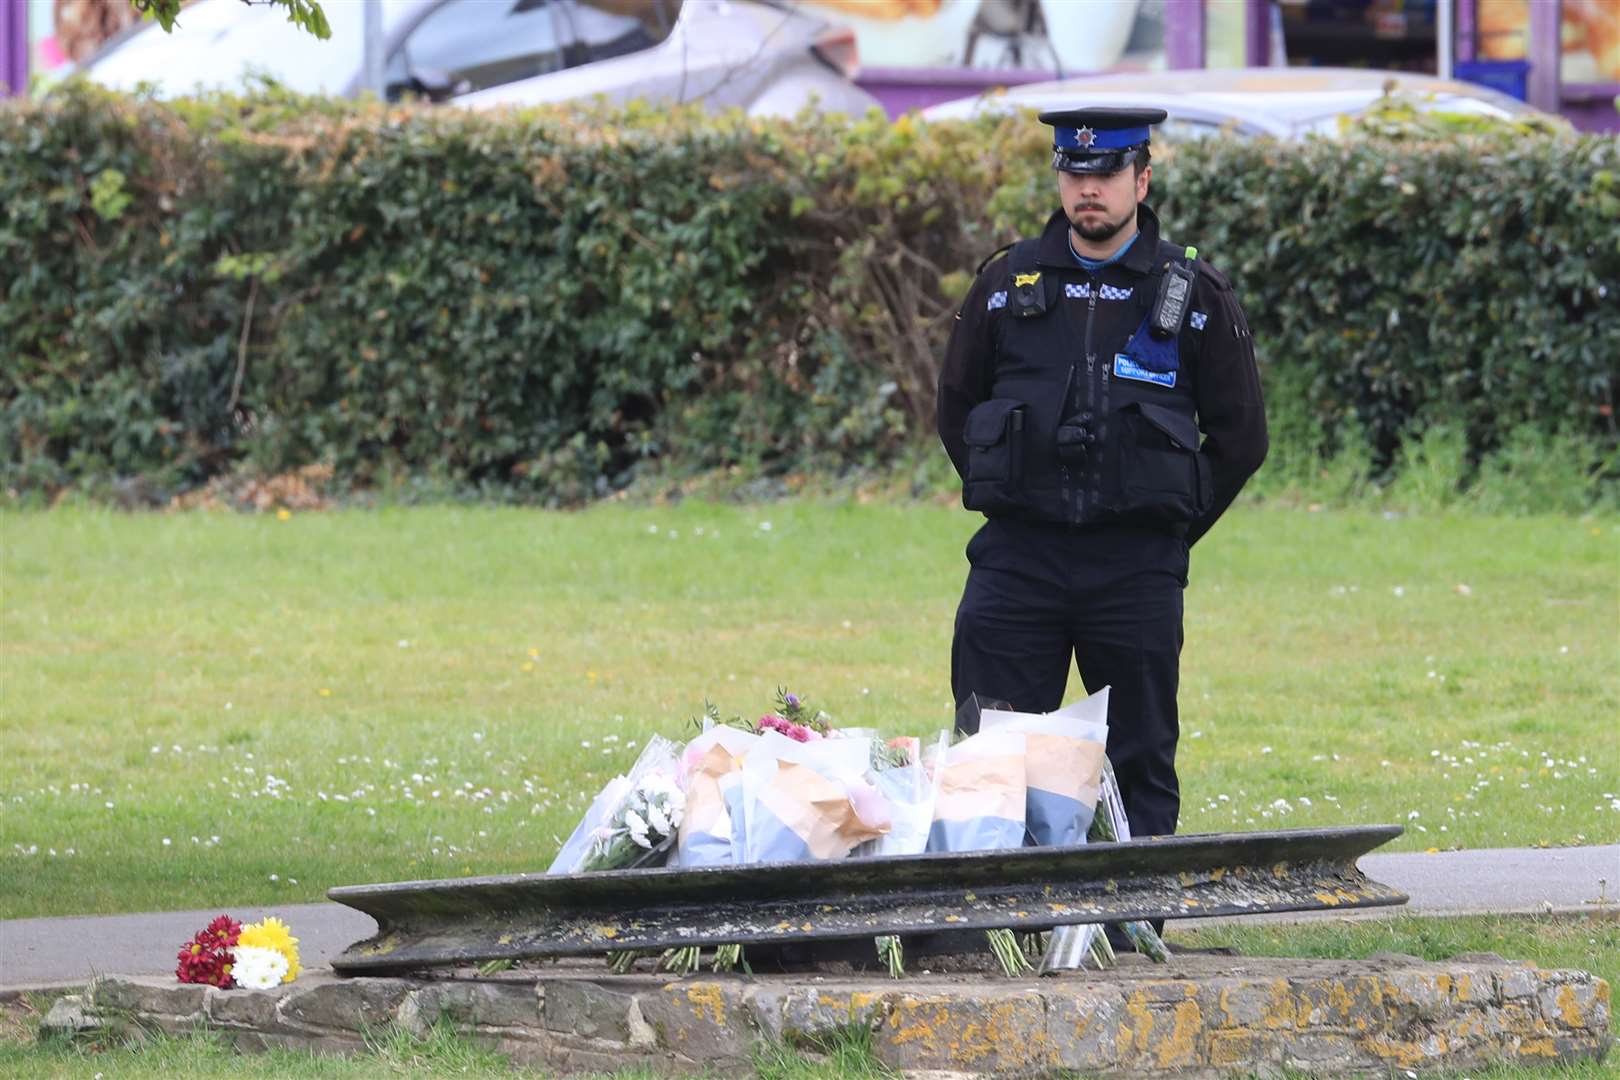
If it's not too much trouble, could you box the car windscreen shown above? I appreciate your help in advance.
[84,0,370,96]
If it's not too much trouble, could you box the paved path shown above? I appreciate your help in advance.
[1361,845,1617,917]
[1,902,377,993]
[2,845,1614,993]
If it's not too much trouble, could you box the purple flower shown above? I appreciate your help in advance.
[784,693,800,708]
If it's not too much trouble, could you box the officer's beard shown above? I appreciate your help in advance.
[1068,203,1136,244]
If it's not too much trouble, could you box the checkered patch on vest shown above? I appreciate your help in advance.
[988,290,1008,311]
[1189,310,1208,330]
[1064,283,1133,300]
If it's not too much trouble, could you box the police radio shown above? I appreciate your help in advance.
[1149,246,1198,340]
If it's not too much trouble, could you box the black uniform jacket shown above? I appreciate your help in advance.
[937,203,1268,546]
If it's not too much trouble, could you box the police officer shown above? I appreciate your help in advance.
[938,107,1268,847]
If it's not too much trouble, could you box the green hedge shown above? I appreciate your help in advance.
[2,83,1615,503]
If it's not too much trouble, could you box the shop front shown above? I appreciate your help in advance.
[831,0,1618,132]
[3,0,1616,132]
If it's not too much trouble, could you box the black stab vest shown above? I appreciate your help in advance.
[959,237,1213,531]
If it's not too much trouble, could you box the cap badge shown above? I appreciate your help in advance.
[1076,126,1096,148]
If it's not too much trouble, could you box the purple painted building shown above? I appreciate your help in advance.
[2,0,1615,132]
[852,0,1617,133]
[2,0,28,98]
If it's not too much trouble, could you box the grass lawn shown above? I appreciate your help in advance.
[2,501,1616,918]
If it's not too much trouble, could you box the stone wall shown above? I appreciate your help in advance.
[41,953,1611,1077]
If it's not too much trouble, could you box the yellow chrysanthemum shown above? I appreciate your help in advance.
[237,917,301,983]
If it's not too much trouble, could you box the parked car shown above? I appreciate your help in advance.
[76,0,878,118]
[451,0,874,116]
[919,66,1560,138]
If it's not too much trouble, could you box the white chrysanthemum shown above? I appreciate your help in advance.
[646,803,671,837]
[641,772,680,801]
[232,944,290,990]
[624,809,651,849]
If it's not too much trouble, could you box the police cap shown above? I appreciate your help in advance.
[1037,106,1167,175]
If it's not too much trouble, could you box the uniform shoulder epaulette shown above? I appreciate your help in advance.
[1156,239,1231,291]
[1154,238,1186,265]
[1195,259,1233,291]
[974,241,1018,277]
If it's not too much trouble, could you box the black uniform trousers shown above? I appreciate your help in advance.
[950,517,1187,842]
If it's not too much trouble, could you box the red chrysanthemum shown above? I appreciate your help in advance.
[175,915,243,987]
[203,915,242,946]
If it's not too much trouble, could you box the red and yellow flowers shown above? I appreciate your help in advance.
[175,915,301,990]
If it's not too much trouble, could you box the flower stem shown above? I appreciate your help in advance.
[986,928,1032,977]
[711,943,744,973]
[875,934,904,978]
[660,945,702,976]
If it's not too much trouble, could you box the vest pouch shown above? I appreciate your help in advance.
[1112,401,1210,523]
[962,398,1027,514]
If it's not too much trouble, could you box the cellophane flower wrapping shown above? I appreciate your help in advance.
[1094,756,1133,845]
[979,686,1109,846]
[740,730,891,862]
[1079,756,1173,964]
[981,688,1114,974]
[925,729,1028,853]
[669,723,759,867]
[856,732,948,858]
[921,729,1036,977]
[548,735,685,874]
[549,775,632,875]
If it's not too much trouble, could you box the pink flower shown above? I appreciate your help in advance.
[759,714,817,743]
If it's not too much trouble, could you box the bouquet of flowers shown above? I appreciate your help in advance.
[855,732,945,859]
[175,915,301,990]
[739,730,890,863]
[175,915,240,988]
[926,729,1028,854]
[760,687,831,741]
[855,731,945,979]
[678,689,901,868]
[974,689,1115,974]
[550,736,685,875]
[923,729,1033,975]
[979,690,1109,847]
[669,724,758,868]
[580,770,686,873]
[550,683,1171,981]
[695,687,830,743]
